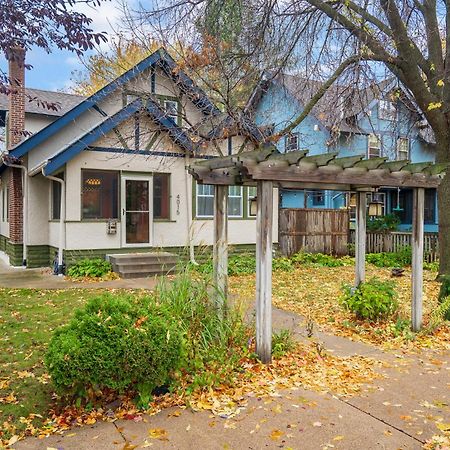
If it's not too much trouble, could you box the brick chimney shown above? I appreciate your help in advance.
[6,46,26,244]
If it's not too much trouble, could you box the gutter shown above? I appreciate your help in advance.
[40,166,65,275]
[1,154,28,266]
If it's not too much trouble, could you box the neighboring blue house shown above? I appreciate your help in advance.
[250,74,438,232]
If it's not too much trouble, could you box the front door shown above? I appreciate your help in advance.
[121,175,153,247]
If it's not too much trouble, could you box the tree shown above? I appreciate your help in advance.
[0,0,108,94]
[123,0,450,275]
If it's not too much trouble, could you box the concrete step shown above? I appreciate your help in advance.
[107,252,178,278]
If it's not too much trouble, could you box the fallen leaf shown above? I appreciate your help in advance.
[333,435,344,441]
[313,421,322,427]
[148,428,168,440]
[270,429,284,441]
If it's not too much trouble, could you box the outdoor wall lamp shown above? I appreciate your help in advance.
[368,192,384,217]
[249,196,258,216]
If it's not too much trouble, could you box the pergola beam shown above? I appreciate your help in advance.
[256,180,273,363]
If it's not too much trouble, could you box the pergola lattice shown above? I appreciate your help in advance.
[188,144,447,363]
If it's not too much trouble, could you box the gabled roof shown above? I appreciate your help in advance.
[10,48,219,159]
[249,74,405,135]
[0,88,85,117]
[40,97,196,176]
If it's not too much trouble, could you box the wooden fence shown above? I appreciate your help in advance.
[279,208,349,256]
[349,230,439,262]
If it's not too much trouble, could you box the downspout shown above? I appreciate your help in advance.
[185,152,197,265]
[1,156,28,266]
[41,168,65,275]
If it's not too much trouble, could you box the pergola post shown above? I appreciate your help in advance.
[213,185,228,310]
[411,187,425,332]
[256,180,273,364]
[355,191,367,287]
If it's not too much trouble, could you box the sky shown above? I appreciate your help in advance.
[0,0,126,93]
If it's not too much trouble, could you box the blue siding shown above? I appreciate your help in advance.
[254,81,439,231]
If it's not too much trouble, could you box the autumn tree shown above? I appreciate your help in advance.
[0,0,108,95]
[123,0,450,275]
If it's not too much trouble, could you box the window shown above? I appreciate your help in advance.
[424,189,436,224]
[153,173,170,220]
[82,170,118,219]
[397,137,409,160]
[368,134,381,158]
[195,184,244,218]
[196,184,214,218]
[51,173,64,220]
[2,186,9,222]
[228,186,243,217]
[285,133,299,152]
[248,186,257,217]
[312,190,325,206]
[164,100,179,124]
[379,100,397,121]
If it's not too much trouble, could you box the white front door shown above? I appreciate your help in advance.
[121,175,153,247]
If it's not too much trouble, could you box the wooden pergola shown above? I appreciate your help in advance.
[188,144,447,363]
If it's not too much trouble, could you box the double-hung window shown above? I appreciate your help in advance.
[228,186,243,218]
[164,100,179,124]
[195,184,244,218]
[248,186,257,217]
[368,134,381,159]
[397,137,409,160]
[82,170,119,220]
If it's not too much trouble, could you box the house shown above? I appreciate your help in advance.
[250,73,438,232]
[0,47,278,270]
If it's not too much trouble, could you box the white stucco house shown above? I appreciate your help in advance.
[0,48,278,272]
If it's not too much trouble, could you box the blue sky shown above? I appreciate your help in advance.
[0,1,124,92]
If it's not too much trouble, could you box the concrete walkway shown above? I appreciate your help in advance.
[12,306,449,450]
[0,258,158,290]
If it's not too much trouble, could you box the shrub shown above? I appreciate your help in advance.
[67,258,112,278]
[291,252,352,267]
[272,257,294,272]
[272,329,295,358]
[340,278,398,320]
[438,276,450,321]
[46,294,184,403]
[367,214,400,232]
[366,246,412,268]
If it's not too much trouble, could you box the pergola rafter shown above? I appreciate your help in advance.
[188,144,447,363]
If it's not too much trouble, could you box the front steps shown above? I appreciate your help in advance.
[107,252,178,279]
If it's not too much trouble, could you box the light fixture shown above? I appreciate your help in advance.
[249,196,258,216]
[86,178,101,186]
[348,193,357,208]
[368,192,384,217]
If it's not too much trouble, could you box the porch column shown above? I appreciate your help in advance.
[412,187,425,331]
[355,191,367,286]
[256,180,273,364]
[213,185,228,309]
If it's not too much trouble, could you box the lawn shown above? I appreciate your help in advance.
[0,288,146,442]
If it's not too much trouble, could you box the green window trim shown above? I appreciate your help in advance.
[192,180,257,220]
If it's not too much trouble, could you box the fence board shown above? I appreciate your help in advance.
[349,230,439,262]
[279,208,349,256]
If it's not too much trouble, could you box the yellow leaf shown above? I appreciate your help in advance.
[148,428,168,440]
[437,79,444,87]
[85,417,96,425]
[427,102,442,111]
[436,423,450,432]
[270,429,284,441]
[333,435,345,441]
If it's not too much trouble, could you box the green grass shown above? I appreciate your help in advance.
[0,288,140,440]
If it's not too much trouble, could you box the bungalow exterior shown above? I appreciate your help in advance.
[0,48,278,269]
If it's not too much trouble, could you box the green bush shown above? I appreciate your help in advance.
[438,276,450,320]
[291,252,352,267]
[46,294,184,403]
[340,278,398,321]
[366,246,412,268]
[67,258,112,278]
[367,214,400,232]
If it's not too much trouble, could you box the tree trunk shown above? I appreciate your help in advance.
[436,137,450,276]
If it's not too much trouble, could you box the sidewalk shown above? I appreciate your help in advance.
[12,307,449,450]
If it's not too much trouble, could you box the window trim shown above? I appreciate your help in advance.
[195,183,215,218]
[397,137,409,161]
[368,133,381,159]
[81,169,119,221]
[227,185,243,218]
[247,186,257,217]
